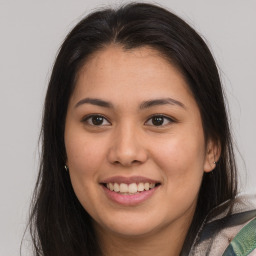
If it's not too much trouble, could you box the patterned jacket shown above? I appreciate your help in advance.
[183,194,256,256]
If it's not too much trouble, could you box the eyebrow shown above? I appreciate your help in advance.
[139,98,185,109]
[75,98,113,108]
[75,97,185,109]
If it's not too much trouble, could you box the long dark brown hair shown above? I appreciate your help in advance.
[28,3,237,255]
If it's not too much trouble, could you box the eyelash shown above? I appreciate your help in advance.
[82,114,111,126]
[145,114,175,127]
[81,114,175,127]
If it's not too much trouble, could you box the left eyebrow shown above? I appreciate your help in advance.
[75,98,113,108]
[139,98,185,109]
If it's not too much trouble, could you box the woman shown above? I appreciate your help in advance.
[29,3,256,256]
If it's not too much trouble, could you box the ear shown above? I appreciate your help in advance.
[204,139,221,173]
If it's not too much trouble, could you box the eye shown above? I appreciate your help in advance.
[145,115,174,126]
[82,115,111,126]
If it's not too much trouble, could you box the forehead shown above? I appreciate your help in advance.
[78,45,180,80]
[72,45,194,106]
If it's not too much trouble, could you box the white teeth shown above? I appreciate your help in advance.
[128,183,138,193]
[114,183,120,192]
[144,182,149,191]
[149,183,154,189]
[120,183,128,193]
[106,182,157,194]
[138,183,144,192]
[109,183,114,191]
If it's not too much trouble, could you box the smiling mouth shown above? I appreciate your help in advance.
[103,182,161,195]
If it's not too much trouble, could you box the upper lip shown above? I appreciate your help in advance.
[100,176,161,185]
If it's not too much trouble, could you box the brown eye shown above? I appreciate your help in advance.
[152,116,164,126]
[83,115,111,126]
[145,115,174,127]
[91,116,104,125]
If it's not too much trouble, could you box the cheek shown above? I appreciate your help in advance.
[65,135,107,213]
[152,133,206,185]
[152,135,206,214]
[66,135,106,175]
[65,134,107,199]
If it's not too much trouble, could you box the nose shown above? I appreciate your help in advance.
[107,123,148,167]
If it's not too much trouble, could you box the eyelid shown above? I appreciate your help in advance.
[144,114,176,126]
[81,114,175,127]
[81,114,111,126]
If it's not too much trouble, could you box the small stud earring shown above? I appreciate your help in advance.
[64,165,69,172]
[213,161,217,165]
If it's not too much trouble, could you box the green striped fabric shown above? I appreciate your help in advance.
[223,217,256,256]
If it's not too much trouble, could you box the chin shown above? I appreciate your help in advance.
[94,212,165,238]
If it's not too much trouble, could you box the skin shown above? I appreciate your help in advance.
[65,45,218,256]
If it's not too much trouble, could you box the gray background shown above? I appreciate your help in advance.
[0,0,255,255]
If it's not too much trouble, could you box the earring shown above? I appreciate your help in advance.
[213,161,217,165]
[64,165,69,172]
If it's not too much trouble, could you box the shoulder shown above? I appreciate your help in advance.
[189,194,256,256]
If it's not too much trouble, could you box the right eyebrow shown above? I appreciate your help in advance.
[139,98,185,110]
[75,98,113,108]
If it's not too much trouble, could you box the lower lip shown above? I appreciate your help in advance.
[101,185,159,206]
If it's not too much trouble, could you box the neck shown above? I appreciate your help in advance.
[95,217,192,256]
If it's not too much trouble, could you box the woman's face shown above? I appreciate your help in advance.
[65,45,215,238]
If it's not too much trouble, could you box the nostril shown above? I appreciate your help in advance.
[112,159,141,166]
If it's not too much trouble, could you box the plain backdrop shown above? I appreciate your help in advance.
[0,0,255,255]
